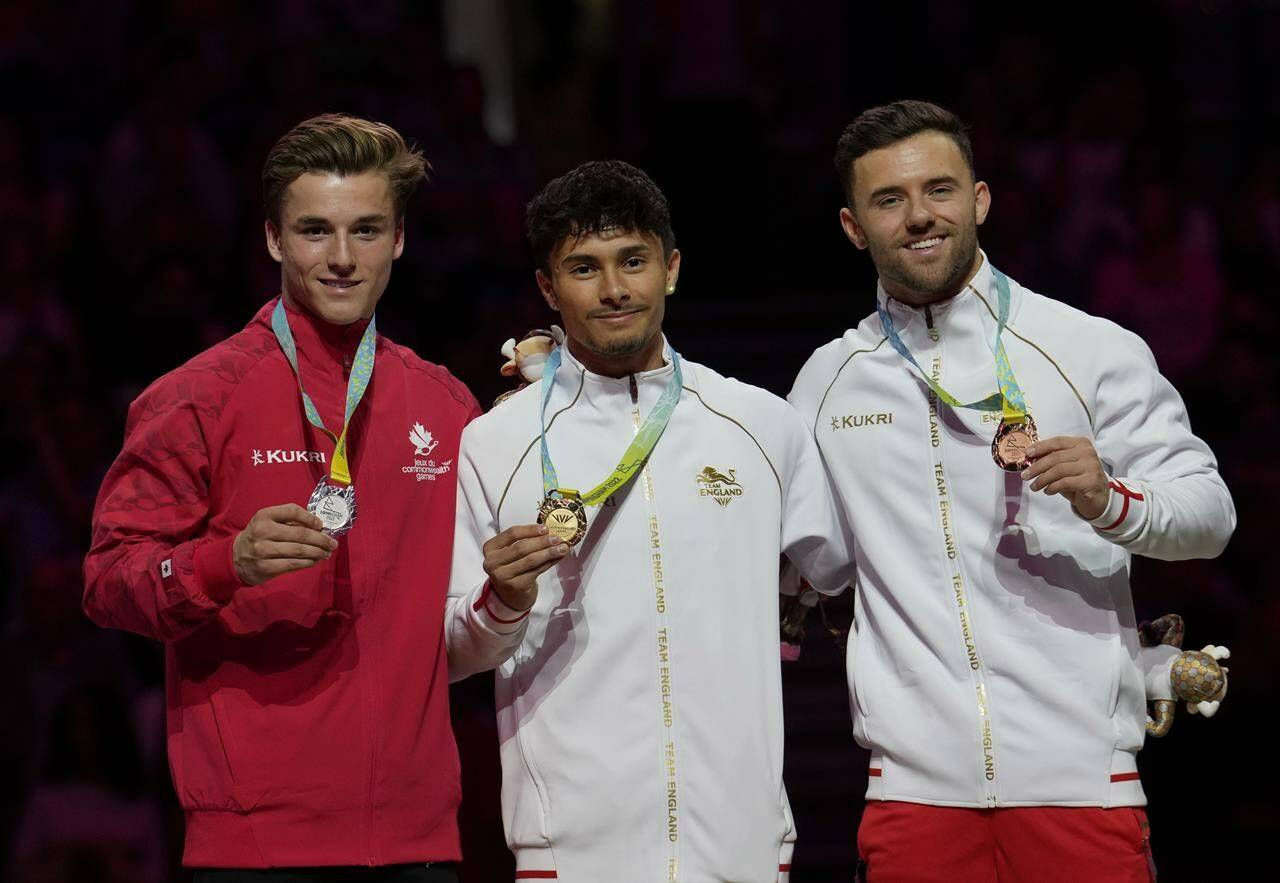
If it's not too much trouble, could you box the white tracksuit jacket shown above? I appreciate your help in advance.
[788,253,1235,809]
[446,339,853,882]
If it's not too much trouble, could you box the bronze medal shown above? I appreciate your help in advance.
[992,414,1039,472]
[537,491,587,546]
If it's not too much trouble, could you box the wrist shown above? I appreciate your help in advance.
[489,579,534,613]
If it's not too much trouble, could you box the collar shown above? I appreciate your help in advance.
[259,295,374,363]
[876,249,993,325]
[557,335,676,387]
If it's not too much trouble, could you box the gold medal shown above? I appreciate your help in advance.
[537,490,587,546]
[992,414,1039,472]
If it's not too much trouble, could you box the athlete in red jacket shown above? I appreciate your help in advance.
[84,115,483,882]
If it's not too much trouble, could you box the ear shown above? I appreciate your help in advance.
[839,207,868,250]
[265,220,284,263]
[974,180,991,227]
[393,218,406,259]
[535,269,559,311]
[664,248,682,295]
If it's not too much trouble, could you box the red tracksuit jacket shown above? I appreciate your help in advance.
[84,297,481,868]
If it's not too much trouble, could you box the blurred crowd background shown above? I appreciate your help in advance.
[2,1,1275,880]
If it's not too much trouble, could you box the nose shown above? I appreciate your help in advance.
[599,267,631,307]
[906,198,934,233]
[328,235,356,275]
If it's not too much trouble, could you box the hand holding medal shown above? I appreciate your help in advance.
[482,524,570,611]
[1019,435,1110,519]
[232,503,337,586]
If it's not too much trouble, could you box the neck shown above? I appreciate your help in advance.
[567,333,666,378]
[281,290,371,327]
[884,250,985,308]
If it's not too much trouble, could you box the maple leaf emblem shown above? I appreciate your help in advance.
[409,422,438,456]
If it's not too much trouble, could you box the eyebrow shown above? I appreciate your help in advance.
[558,242,653,268]
[292,214,390,226]
[866,176,962,204]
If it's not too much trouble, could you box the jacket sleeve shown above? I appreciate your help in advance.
[83,379,245,641]
[444,423,529,682]
[1086,328,1235,560]
[777,401,856,595]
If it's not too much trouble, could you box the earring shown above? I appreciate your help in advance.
[666,284,676,294]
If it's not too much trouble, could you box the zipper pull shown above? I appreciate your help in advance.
[924,306,939,341]
[629,374,639,404]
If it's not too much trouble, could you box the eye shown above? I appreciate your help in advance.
[356,225,380,237]
[930,186,954,197]
[623,256,646,270]
[877,195,902,208]
[302,226,327,237]
[569,264,596,277]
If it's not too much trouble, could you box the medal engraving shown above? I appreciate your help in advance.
[307,479,357,537]
[992,415,1039,472]
[537,492,587,546]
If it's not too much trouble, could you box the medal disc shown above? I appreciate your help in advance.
[307,479,358,537]
[992,415,1039,472]
[537,493,587,546]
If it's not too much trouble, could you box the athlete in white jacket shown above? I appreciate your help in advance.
[789,101,1235,881]
[446,161,853,882]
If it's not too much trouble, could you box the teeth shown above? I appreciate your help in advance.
[908,237,942,250]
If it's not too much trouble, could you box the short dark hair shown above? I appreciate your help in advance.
[263,113,430,226]
[526,160,675,272]
[834,100,974,207]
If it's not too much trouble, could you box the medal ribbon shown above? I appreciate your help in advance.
[876,266,1027,423]
[539,344,683,505]
[271,298,377,486]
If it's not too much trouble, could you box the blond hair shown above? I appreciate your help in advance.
[262,113,430,225]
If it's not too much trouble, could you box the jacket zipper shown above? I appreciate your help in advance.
[923,304,999,807]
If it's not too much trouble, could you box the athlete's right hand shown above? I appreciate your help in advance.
[483,524,569,611]
[233,504,338,586]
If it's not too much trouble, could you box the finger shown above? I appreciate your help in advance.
[259,521,339,551]
[1029,462,1085,492]
[491,543,570,583]
[260,503,324,531]
[483,524,549,556]
[1025,435,1089,460]
[1041,475,1100,497]
[486,533,564,568]
[1020,448,1082,479]
[255,541,332,561]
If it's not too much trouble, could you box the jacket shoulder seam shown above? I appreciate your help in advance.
[682,386,782,496]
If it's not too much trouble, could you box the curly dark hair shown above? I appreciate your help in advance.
[834,100,974,208]
[526,160,675,272]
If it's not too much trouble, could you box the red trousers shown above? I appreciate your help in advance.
[856,801,1155,882]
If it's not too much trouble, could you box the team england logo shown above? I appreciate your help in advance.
[403,421,451,481]
[696,465,744,507]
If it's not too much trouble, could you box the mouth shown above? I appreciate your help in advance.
[319,278,361,291]
[902,235,946,256]
[592,308,645,325]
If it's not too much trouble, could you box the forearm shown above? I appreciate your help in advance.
[444,580,529,682]
[83,533,243,641]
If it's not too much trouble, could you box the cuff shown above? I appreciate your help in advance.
[193,536,247,603]
[1090,478,1148,543]
[471,580,531,633]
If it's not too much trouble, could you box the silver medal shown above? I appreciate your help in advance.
[307,478,357,537]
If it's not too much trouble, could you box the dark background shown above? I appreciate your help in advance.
[3,0,1275,880]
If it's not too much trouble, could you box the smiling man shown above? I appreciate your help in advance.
[788,100,1235,881]
[444,160,853,882]
[85,115,487,882]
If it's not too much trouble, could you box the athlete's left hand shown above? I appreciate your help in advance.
[1022,436,1110,520]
